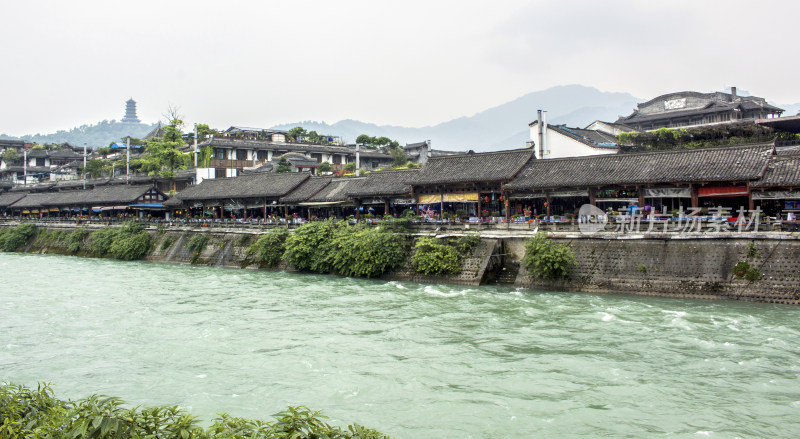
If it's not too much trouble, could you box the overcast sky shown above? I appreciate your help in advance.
[1,0,797,136]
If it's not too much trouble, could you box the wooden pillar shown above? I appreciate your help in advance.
[243,200,248,220]
[747,181,755,211]
[690,184,699,209]
[219,202,223,218]
[284,204,289,220]
[589,188,596,206]
[384,199,390,216]
[439,192,444,219]
[355,199,361,221]
[263,199,267,219]
[637,185,645,207]
[477,194,482,218]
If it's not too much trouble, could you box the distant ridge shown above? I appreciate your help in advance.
[0,120,158,148]
[272,85,641,151]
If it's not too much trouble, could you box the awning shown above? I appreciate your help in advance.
[101,205,130,211]
[596,198,639,203]
[752,190,800,200]
[645,188,691,198]
[128,203,165,209]
[299,201,347,207]
[510,190,588,199]
[698,186,748,197]
[417,194,441,204]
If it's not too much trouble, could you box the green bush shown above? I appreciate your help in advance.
[411,237,462,275]
[522,232,577,279]
[455,235,481,255]
[331,228,408,277]
[89,222,152,261]
[186,234,209,254]
[66,228,89,254]
[110,230,153,261]
[733,261,761,282]
[89,228,120,256]
[0,223,37,252]
[160,235,176,251]
[0,383,390,439]
[247,229,289,267]
[283,221,343,272]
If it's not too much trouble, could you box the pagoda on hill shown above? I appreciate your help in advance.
[121,98,141,123]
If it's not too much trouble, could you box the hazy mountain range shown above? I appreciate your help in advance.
[3,85,798,151]
[273,85,642,151]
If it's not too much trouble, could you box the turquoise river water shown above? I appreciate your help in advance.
[1,253,799,438]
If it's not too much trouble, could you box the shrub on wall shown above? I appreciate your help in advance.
[411,237,462,275]
[66,228,89,254]
[247,228,290,268]
[332,228,408,278]
[0,223,37,252]
[283,221,343,272]
[89,222,152,261]
[522,232,577,279]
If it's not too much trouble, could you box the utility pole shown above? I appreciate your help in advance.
[126,137,130,184]
[83,143,87,190]
[356,143,360,177]
[194,123,198,168]
[23,149,27,185]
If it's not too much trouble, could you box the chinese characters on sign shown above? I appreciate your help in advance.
[578,205,763,235]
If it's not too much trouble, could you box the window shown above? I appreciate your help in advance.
[236,149,248,160]
[214,148,226,159]
[257,150,268,161]
[35,158,45,167]
[215,168,226,178]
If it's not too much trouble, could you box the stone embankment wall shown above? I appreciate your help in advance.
[6,223,800,304]
[506,234,800,305]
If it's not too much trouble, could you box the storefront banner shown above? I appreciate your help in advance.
[509,193,546,199]
[596,198,639,203]
[645,188,691,198]
[752,190,800,200]
[443,193,479,202]
[417,194,442,204]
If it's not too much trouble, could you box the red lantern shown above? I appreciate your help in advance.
[484,196,489,202]
[499,196,503,201]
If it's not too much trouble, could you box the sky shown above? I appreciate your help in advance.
[1,0,797,136]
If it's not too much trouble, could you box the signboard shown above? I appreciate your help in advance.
[664,98,686,110]
[752,191,800,200]
[443,193,479,202]
[417,194,442,204]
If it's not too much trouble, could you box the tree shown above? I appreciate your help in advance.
[276,156,291,173]
[318,161,332,173]
[82,158,111,178]
[138,118,190,192]
[3,148,21,165]
[390,147,408,168]
[287,127,307,142]
[356,134,400,150]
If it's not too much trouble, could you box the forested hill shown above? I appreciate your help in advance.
[0,120,158,147]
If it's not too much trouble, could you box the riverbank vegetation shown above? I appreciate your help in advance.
[282,220,408,278]
[411,235,481,275]
[0,383,390,439]
[522,232,576,279]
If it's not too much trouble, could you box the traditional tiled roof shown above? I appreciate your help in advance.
[506,144,774,191]
[6,192,59,209]
[41,185,162,206]
[752,155,800,188]
[347,169,419,197]
[202,138,391,159]
[0,191,26,208]
[306,177,366,203]
[173,172,310,201]
[280,176,333,203]
[413,149,532,185]
[537,123,619,149]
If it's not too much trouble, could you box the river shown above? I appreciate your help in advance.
[1,253,798,438]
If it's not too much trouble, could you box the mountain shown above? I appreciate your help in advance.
[272,85,641,151]
[778,102,800,117]
[0,120,158,148]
